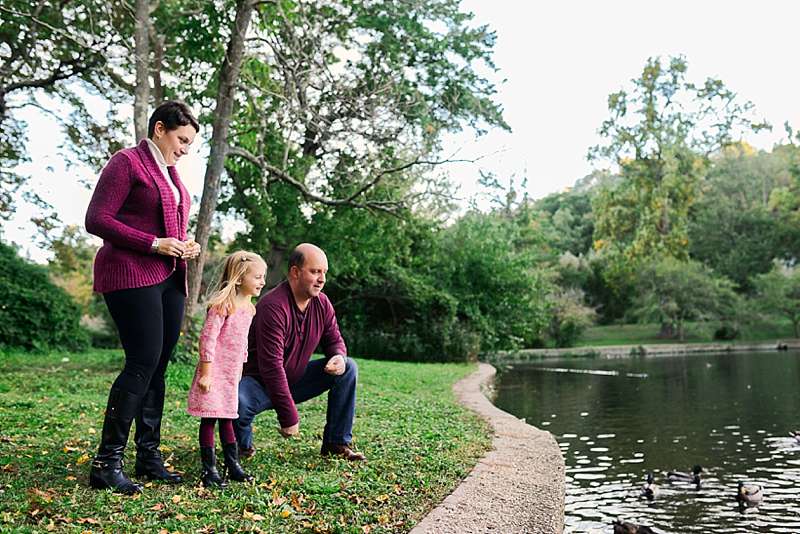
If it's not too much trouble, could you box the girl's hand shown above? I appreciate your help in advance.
[156,237,187,257]
[198,374,212,393]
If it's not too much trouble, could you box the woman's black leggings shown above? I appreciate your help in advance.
[103,273,185,397]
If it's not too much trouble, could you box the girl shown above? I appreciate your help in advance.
[187,251,266,487]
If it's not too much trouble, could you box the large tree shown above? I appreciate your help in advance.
[589,56,767,297]
[194,0,509,312]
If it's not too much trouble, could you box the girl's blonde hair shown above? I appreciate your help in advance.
[206,250,266,314]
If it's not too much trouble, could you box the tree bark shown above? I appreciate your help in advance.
[150,23,165,105]
[186,0,255,319]
[133,0,150,141]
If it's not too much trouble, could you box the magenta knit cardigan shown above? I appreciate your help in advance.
[85,139,190,294]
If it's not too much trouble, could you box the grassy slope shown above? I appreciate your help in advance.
[575,318,796,347]
[0,350,490,533]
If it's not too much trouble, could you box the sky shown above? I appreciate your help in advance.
[5,0,800,262]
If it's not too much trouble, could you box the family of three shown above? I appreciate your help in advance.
[85,101,364,495]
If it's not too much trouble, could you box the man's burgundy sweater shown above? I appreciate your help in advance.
[85,139,190,294]
[243,282,347,428]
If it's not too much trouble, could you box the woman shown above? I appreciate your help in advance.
[85,101,201,494]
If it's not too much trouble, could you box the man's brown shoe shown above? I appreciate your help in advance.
[238,445,256,460]
[320,443,366,461]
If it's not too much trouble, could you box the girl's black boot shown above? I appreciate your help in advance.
[200,447,227,488]
[222,442,253,482]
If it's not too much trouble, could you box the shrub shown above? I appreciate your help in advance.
[0,241,89,351]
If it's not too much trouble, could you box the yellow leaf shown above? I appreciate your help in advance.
[175,513,187,521]
[65,476,77,481]
[242,510,254,520]
[75,454,90,465]
[88,428,97,435]
[280,510,291,519]
[376,494,389,502]
[171,495,182,504]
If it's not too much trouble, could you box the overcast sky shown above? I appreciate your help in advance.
[5,0,800,261]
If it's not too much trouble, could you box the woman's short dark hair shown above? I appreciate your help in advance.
[147,101,200,137]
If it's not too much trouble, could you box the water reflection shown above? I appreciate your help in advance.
[493,351,800,533]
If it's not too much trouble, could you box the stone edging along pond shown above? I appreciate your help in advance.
[409,363,565,534]
[485,339,800,362]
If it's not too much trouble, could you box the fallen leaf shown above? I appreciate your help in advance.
[376,494,389,503]
[362,526,371,534]
[280,510,291,519]
[63,445,79,453]
[88,428,96,435]
[171,495,181,504]
[75,454,90,465]
[150,504,165,511]
[1,464,16,473]
[242,510,254,520]
[76,517,100,525]
[175,513,187,520]
[65,476,77,482]
[251,514,265,521]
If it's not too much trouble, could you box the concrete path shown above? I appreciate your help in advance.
[409,363,565,534]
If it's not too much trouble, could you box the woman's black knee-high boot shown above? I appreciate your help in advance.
[89,388,143,495]
[134,388,182,483]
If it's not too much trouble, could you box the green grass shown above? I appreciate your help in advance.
[0,350,490,533]
[576,317,797,347]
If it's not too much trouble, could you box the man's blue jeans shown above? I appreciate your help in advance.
[234,357,358,450]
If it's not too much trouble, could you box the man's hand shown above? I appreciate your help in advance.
[324,354,346,376]
[279,423,299,438]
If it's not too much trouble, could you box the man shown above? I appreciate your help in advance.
[234,243,365,461]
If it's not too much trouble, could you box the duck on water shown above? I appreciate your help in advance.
[667,465,702,489]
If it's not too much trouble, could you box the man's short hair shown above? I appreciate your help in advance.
[288,248,305,271]
[147,100,200,138]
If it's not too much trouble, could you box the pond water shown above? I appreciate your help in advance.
[493,351,800,534]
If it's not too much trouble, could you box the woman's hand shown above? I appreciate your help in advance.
[181,239,201,260]
[156,237,187,257]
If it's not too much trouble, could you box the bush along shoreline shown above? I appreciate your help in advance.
[0,350,490,533]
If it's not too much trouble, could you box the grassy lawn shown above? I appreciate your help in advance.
[576,318,797,347]
[0,350,490,533]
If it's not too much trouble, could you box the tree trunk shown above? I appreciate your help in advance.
[132,0,150,141]
[265,242,288,289]
[150,24,165,105]
[658,322,675,339]
[186,0,255,320]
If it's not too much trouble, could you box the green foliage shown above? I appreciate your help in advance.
[630,257,739,341]
[689,143,795,291]
[546,288,597,347]
[0,241,88,351]
[0,350,489,533]
[590,56,767,299]
[752,264,800,337]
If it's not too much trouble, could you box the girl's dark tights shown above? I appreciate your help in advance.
[199,418,236,447]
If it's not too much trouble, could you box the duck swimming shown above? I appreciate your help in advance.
[612,519,656,534]
[790,430,800,443]
[640,472,659,500]
[736,481,763,509]
[667,465,702,488]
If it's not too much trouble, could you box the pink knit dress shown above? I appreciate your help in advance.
[187,306,254,419]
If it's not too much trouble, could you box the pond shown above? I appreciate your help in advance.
[493,351,800,534]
